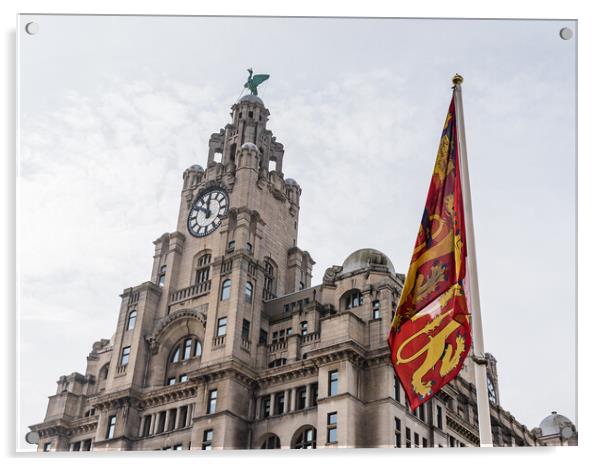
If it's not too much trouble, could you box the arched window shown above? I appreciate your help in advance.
[341,289,363,310]
[261,434,281,449]
[126,310,137,330]
[158,265,167,287]
[97,363,109,393]
[268,358,287,368]
[244,281,254,303]
[170,336,202,363]
[293,427,316,449]
[195,253,211,284]
[221,279,231,300]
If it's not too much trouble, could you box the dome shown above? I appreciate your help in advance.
[539,411,574,436]
[241,142,259,152]
[188,164,203,171]
[341,248,395,275]
[285,178,299,187]
[238,94,265,106]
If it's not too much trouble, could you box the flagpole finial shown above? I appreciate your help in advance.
[452,74,464,86]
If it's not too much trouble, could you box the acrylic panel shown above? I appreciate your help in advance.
[17,15,577,451]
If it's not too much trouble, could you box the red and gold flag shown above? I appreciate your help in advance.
[388,96,472,411]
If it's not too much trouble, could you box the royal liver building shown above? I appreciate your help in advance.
[28,84,576,451]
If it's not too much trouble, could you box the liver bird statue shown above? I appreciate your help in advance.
[244,68,270,96]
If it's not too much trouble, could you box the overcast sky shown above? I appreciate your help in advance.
[17,14,576,450]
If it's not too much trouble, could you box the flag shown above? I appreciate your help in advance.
[388,95,472,411]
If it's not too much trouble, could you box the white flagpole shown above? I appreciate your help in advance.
[452,74,494,447]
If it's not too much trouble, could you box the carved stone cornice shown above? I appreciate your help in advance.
[188,359,259,388]
[88,388,141,411]
[446,411,480,445]
[137,382,198,410]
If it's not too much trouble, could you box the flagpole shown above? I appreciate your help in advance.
[452,74,494,447]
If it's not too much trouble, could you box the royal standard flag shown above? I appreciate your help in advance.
[388,96,472,411]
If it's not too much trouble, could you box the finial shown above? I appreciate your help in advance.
[452,73,464,86]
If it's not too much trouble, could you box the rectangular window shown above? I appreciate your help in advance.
[227,240,235,251]
[167,377,176,385]
[423,437,428,448]
[120,346,130,366]
[179,374,189,383]
[296,386,307,410]
[372,300,381,319]
[207,389,217,414]
[286,327,292,336]
[82,439,92,451]
[275,392,285,415]
[327,412,338,443]
[43,442,51,452]
[261,396,271,418]
[217,317,227,337]
[158,265,167,286]
[178,405,188,429]
[246,242,253,253]
[284,304,290,313]
[300,321,308,336]
[272,331,278,342]
[394,417,402,448]
[405,428,411,448]
[242,319,250,341]
[202,429,213,450]
[259,329,268,345]
[450,436,456,447]
[328,370,339,396]
[174,444,183,450]
[183,338,192,359]
[436,405,443,429]
[414,432,420,447]
[156,411,166,434]
[418,403,425,422]
[142,415,151,437]
[309,383,319,407]
[393,376,401,402]
[71,441,81,451]
[106,415,117,439]
[279,329,285,340]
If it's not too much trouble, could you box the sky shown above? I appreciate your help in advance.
[17,14,576,450]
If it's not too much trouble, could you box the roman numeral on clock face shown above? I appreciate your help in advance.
[188,188,229,237]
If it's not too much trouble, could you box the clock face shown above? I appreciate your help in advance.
[187,188,229,237]
[487,378,496,403]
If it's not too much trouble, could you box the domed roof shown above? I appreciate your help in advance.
[188,164,203,171]
[285,178,299,187]
[341,248,395,275]
[539,411,574,436]
[238,94,265,106]
[241,142,259,152]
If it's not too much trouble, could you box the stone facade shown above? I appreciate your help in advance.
[29,93,549,451]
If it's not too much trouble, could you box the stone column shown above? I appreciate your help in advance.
[290,388,296,411]
[149,413,156,436]
[165,410,172,432]
[186,403,194,426]
[174,407,181,430]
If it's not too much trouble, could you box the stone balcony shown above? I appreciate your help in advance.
[169,280,211,305]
